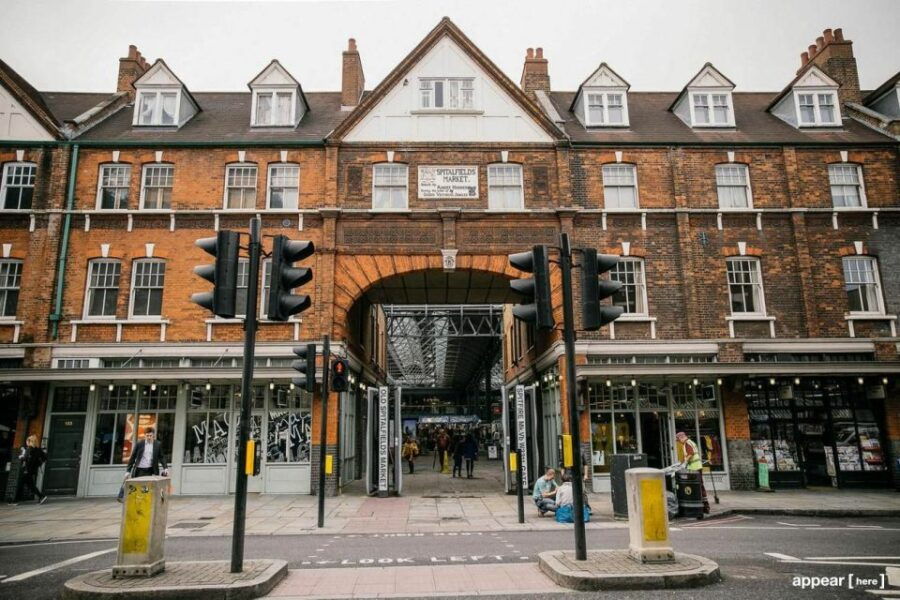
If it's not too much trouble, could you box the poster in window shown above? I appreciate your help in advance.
[122,413,158,462]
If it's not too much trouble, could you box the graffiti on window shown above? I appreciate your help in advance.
[267,410,311,463]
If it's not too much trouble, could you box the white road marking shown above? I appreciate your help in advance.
[679,526,900,532]
[2,548,115,583]
[776,521,820,527]
[849,525,883,529]
[766,552,900,568]
[765,552,799,561]
[0,539,116,550]
[806,556,900,560]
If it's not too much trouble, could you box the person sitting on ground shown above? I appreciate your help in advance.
[532,468,558,516]
[555,472,573,508]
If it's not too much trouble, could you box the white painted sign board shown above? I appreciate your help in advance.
[515,384,528,486]
[378,386,389,493]
[418,166,478,199]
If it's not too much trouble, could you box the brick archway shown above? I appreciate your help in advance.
[332,253,521,340]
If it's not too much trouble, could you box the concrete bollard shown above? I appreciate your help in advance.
[112,476,169,578]
[625,468,674,564]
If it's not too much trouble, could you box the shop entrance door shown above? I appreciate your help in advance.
[365,386,402,496]
[44,414,85,495]
[639,412,671,469]
[229,410,264,494]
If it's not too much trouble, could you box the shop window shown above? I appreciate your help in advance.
[0,259,22,317]
[267,164,299,209]
[726,257,765,315]
[601,164,638,209]
[828,164,866,208]
[224,164,258,209]
[487,164,524,210]
[609,258,647,315]
[842,256,884,314]
[93,385,137,465]
[372,163,408,210]
[97,164,131,210]
[184,385,232,464]
[671,383,724,471]
[267,385,312,463]
[1,162,36,210]
[140,164,174,210]
[52,387,89,412]
[85,259,121,319]
[715,164,752,209]
[129,259,166,318]
[136,385,176,459]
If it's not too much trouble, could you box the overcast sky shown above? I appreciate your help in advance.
[2,0,898,94]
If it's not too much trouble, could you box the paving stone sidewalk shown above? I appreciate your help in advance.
[1,488,897,544]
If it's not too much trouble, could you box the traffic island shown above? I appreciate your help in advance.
[63,559,287,600]
[538,549,720,591]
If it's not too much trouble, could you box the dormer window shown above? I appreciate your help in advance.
[691,92,732,126]
[419,78,474,110]
[797,92,838,125]
[253,91,294,127]
[136,90,178,126]
[586,92,626,126]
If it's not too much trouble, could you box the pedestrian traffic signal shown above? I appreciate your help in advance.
[267,236,314,322]
[191,230,241,318]
[292,343,317,392]
[331,358,349,392]
[580,248,624,331]
[508,245,555,330]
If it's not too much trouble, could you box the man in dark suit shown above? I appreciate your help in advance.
[126,427,168,478]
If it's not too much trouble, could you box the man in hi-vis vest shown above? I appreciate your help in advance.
[676,431,710,514]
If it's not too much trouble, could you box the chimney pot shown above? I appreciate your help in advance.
[128,45,138,59]
[801,51,809,66]
[816,36,825,50]
[808,44,818,57]
[823,28,834,43]
[834,28,844,41]
[526,47,534,59]
[341,37,365,107]
[535,47,544,59]
[348,38,357,52]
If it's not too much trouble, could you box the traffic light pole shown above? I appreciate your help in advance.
[231,217,261,574]
[317,334,330,528]
[559,232,588,561]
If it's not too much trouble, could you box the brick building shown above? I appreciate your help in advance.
[0,19,897,499]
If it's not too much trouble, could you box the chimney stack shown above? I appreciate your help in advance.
[796,27,861,105]
[118,45,150,102]
[520,46,550,101]
[341,38,365,109]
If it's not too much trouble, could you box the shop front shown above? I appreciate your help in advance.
[42,382,313,497]
[747,377,890,488]
[587,380,729,492]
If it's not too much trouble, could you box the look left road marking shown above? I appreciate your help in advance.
[2,548,115,583]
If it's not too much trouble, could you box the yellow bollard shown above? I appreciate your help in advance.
[114,476,170,577]
[625,468,674,564]
[508,452,518,472]
[441,450,451,474]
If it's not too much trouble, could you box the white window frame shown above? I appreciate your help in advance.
[133,89,181,126]
[689,91,735,127]
[726,257,767,317]
[223,163,258,210]
[584,91,629,126]
[715,163,753,209]
[128,258,166,320]
[487,163,525,211]
[371,163,408,211]
[842,256,885,315]
[251,89,296,127]
[83,259,122,320]
[139,163,174,210]
[793,90,841,126]
[0,259,23,319]
[609,257,648,316]
[601,163,640,210]
[828,163,867,209]
[418,78,475,111]
[266,163,300,209]
[96,164,132,210]
[1,162,37,211]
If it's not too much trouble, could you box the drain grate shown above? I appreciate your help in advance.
[441,516,462,521]
[169,522,209,529]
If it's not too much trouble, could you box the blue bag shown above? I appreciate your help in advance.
[555,504,590,523]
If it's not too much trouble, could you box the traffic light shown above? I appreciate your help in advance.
[292,343,317,392]
[580,248,625,331]
[508,245,555,330]
[191,230,241,318]
[331,358,349,392]
[267,236,314,322]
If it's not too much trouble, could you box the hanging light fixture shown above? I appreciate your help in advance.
[205,381,212,391]
[857,377,864,385]
[692,378,699,386]
[882,377,889,385]
[108,383,115,392]
[630,378,637,388]
[794,377,801,386]
[605,379,611,387]
[150,382,157,391]
[269,381,275,390]
[89,382,96,392]
[289,382,295,390]
[131,383,137,391]
[716,378,722,386]
[769,377,776,386]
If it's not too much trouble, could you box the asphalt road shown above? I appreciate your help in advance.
[0,514,898,599]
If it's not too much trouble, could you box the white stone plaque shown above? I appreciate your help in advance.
[418,166,478,199]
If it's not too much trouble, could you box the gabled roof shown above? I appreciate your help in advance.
[134,59,202,113]
[247,59,310,113]
[569,63,630,112]
[328,17,563,142]
[0,58,64,138]
[766,64,839,111]
[667,63,736,111]
[863,70,900,105]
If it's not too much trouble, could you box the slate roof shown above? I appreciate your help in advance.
[863,70,900,106]
[548,91,893,145]
[71,91,347,142]
[40,92,115,123]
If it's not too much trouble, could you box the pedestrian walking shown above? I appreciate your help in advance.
[126,427,168,478]
[20,435,48,504]
[463,433,477,478]
[452,435,464,477]
[401,436,419,474]
[436,429,450,471]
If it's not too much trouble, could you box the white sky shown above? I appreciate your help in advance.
[2,0,898,94]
